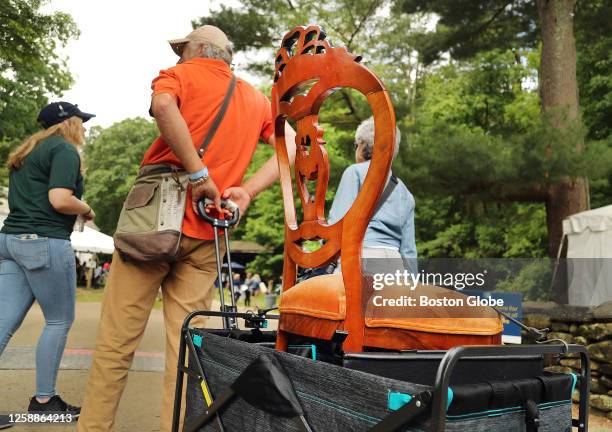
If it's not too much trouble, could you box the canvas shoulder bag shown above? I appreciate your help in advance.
[113,75,237,261]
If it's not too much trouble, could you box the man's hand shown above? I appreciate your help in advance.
[191,178,222,215]
[222,187,252,215]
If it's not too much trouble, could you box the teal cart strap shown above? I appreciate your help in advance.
[447,387,454,411]
[388,392,413,411]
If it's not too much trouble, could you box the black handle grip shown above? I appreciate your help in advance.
[197,199,240,227]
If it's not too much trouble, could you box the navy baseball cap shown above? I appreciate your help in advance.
[37,102,96,129]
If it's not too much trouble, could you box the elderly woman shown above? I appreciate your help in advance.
[329,117,416,272]
[0,102,95,423]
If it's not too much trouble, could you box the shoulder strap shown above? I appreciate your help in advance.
[374,174,398,213]
[198,74,237,157]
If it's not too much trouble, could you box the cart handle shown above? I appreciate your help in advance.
[197,198,240,227]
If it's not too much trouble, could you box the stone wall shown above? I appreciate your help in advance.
[523,301,612,419]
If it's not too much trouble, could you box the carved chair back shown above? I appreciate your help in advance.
[272,25,396,351]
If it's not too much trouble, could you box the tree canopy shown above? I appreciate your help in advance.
[398,0,538,64]
[196,0,612,299]
[0,0,78,140]
[83,118,158,235]
[0,1,610,302]
[0,0,78,193]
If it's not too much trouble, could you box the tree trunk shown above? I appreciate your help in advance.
[537,0,588,256]
[537,0,589,302]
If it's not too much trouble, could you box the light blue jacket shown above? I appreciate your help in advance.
[328,161,417,259]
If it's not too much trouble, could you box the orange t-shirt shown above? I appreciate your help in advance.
[143,58,274,240]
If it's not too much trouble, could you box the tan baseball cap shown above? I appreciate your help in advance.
[168,25,231,56]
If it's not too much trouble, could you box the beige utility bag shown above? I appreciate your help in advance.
[113,165,189,261]
[113,75,237,261]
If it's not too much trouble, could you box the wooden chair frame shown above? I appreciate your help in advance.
[272,25,396,352]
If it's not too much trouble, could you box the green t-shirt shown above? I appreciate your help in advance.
[1,135,84,240]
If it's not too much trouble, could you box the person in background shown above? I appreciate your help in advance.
[85,257,97,290]
[0,102,96,428]
[329,116,417,275]
[93,264,102,288]
[243,272,253,305]
[75,256,83,284]
[242,282,251,306]
[249,273,262,297]
[232,272,243,303]
[100,262,110,287]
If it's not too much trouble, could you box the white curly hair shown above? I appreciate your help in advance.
[187,39,233,65]
[354,116,401,161]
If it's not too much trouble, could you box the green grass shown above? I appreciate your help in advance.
[76,286,164,309]
[76,286,105,302]
[214,287,278,310]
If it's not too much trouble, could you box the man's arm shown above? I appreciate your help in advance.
[222,123,297,213]
[151,93,202,173]
[151,93,222,211]
[244,124,297,197]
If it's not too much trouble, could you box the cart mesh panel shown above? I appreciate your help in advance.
[445,404,572,432]
[185,330,429,431]
[184,330,573,431]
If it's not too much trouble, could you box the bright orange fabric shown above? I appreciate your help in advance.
[142,58,274,240]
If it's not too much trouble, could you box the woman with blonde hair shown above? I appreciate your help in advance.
[0,102,96,424]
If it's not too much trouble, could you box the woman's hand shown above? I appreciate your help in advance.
[80,206,95,221]
[49,188,95,218]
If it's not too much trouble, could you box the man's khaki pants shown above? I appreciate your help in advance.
[78,236,223,431]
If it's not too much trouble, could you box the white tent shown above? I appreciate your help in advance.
[562,205,612,306]
[0,210,114,255]
[70,226,115,254]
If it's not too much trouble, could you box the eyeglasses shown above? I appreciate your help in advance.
[177,42,188,56]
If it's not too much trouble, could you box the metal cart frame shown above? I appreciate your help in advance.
[172,309,590,432]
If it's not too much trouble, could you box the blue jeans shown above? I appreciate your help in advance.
[0,233,76,398]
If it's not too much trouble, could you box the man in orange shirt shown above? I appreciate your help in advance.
[78,25,295,431]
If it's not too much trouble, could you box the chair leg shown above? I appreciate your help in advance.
[343,323,365,353]
[276,329,289,352]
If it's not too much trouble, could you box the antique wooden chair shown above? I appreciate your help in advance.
[272,25,502,353]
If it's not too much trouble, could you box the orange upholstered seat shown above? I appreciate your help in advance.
[279,273,503,350]
[280,274,346,321]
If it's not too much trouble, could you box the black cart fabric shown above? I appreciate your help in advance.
[343,352,544,386]
[184,330,574,432]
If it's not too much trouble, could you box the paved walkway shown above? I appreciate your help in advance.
[1,303,168,373]
[2,370,162,432]
[0,301,233,431]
